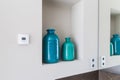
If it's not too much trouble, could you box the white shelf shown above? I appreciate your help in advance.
[47,0,80,6]
[111,8,120,15]
[42,59,98,79]
[43,60,79,67]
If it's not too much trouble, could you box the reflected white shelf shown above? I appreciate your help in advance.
[99,0,120,69]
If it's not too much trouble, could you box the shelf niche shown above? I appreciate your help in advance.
[110,9,120,37]
[42,0,84,62]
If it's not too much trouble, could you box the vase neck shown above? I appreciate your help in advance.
[47,29,55,34]
[113,34,119,38]
[65,37,71,42]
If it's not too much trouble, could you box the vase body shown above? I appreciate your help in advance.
[111,34,120,55]
[43,29,60,63]
[110,42,114,56]
[62,37,75,61]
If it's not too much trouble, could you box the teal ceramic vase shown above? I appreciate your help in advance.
[62,37,75,61]
[111,34,120,55]
[110,42,114,56]
[43,29,60,63]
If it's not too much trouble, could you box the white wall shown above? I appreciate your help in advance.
[0,0,53,80]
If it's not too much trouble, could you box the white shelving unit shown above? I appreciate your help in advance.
[99,0,120,69]
[41,0,98,79]
[0,0,99,80]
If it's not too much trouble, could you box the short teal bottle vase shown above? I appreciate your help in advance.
[43,29,60,63]
[62,37,75,61]
[110,42,114,56]
[111,34,120,55]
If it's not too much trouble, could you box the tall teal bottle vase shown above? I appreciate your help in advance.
[43,29,60,63]
[62,37,75,61]
[111,34,120,55]
[110,42,114,56]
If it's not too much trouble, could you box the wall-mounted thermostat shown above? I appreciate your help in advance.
[18,34,30,45]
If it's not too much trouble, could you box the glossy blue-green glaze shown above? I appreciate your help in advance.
[43,29,60,63]
[111,34,120,55]
[110,42,114,56]
[62,37,75,61]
